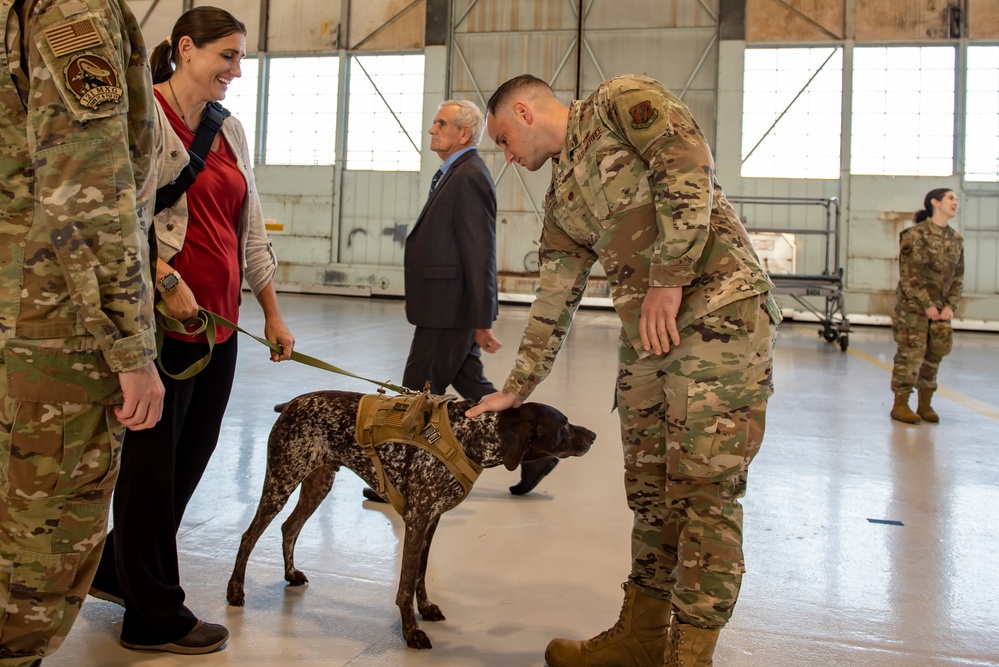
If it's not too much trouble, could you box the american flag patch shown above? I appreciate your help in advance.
[45,18,102,57]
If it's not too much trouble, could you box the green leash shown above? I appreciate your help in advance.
[154,302,408,393]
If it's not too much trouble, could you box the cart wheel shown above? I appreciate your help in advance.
[839,334,849,351]
[822,326,838,343]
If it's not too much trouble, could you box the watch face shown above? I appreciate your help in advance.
[159,272,179,291]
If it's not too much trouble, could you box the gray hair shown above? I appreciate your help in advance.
[439,99,485,146]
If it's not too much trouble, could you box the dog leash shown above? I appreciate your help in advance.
[154,302,408,393]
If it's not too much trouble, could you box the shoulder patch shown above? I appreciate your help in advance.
[628,100,659,129]
[45,17,103,57]
[64,53,123,109]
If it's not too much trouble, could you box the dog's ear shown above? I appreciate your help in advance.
[502,406,536,471]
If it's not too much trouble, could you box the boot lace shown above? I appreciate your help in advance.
[589,583,631,642]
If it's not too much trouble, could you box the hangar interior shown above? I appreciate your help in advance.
[47,1,999,666]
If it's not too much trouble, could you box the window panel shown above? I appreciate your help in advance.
[264,56,339,165]
[966,46,999,182]
[850,46,955,177]
[345,54,425,171]
[741,47,843,179]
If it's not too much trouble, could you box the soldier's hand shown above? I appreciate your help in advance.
[116,362,165,430]
[640,286,682,355]
[925,306,941,321]
[465,390,522,418]
[475,328,502,353]
[940,306,954,321]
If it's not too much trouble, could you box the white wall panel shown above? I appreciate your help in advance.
[338,171,419,267]
[255,165,336,266]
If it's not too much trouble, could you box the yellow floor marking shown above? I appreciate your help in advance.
[848,347,999,421]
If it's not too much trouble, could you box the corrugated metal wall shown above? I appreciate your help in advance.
[136,0,999,322]
[451,0,721,292]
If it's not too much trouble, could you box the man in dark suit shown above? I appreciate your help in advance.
[363,100,558,500]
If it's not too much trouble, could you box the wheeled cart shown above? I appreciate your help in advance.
[728,195,850,351]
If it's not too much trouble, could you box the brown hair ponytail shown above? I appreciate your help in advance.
[150,6,246,85]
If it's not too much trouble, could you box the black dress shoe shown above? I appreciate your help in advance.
[362,486,388,503]
[510,457,560,496]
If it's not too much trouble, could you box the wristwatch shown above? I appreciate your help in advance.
[156,270,181,293]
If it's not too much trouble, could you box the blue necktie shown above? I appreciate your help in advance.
[429,168,443,194]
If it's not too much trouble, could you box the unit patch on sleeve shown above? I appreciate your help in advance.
[628,100,659,129]
[45,18,103,57]
[64,54,123,109]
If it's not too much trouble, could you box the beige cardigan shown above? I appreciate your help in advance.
[152,97,277,296]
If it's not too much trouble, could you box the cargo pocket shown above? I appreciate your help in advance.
[668,364,771,483]
[1,551,80,654]
[3,342,122,406]
[4,344,122,499]
[10,551,79,595]
[677,535,744,595]
[51,499,114,555]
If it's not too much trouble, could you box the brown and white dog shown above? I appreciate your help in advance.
[226,390,595,649]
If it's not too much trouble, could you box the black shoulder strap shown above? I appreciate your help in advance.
[154,101,231,215]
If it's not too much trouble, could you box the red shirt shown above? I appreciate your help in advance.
[156,90,245,344]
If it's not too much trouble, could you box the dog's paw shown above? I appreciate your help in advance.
[286,569,309,586]
[418,602,445,622]
[405,628,433,649]
[226,582,246,607]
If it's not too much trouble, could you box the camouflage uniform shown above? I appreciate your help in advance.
[503,75,779,628]
[0,0,156,663]
[891,220,964,394]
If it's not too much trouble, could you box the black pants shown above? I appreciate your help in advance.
[92,335,238,645]
[403,327,495,400]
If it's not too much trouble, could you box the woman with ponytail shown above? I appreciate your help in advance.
[889,188,964,423]
[90,6,295,655]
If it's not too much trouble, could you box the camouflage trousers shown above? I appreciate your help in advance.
[616,292,778,628]
[0,361,123,665]
[891,309,953,394]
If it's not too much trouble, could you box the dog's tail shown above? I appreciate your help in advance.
[273,403,288,413]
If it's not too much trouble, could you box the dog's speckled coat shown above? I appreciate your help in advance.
[226,390,595,649]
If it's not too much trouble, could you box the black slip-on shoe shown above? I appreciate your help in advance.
[120,620,228,655]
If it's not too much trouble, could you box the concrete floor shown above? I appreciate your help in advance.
[47,293,999,667]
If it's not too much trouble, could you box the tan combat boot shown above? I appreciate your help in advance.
[544,582,670,667]
[664,615,721,667]
[890,392,921,424]
[916,389,940,423]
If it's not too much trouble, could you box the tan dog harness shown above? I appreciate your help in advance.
[355,389,482,514]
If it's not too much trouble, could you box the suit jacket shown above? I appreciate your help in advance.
[405,149,498,330]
